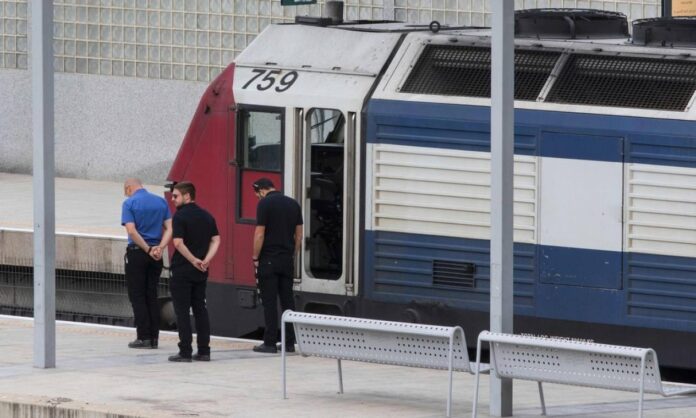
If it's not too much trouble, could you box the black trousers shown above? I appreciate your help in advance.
[125,248,162,341]
[170,270,210,357]
[258,254,296,347]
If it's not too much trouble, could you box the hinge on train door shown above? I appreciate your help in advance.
[345,283,354,295]
[229,104,238,111]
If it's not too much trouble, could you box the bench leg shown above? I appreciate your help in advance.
[282,319,287,399]
[446,334,455,418]
[638,355,646,418]
[337,359,344,394]
[472,338,483,418]
[537,381,546,415]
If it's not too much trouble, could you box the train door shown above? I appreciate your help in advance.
[231,105,284,283]
[297,108,356,295]
[538,133,624,289]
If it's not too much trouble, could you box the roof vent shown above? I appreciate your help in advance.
[515,9,629,40]
[632,17,696,48]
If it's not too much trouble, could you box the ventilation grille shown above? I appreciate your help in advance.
[401,45,561,101]
[432,260,475,288]
[546,54,696,111]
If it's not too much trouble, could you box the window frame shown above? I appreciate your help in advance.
[235,104,285,224]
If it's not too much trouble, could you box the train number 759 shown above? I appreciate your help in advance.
[242,68,298,92]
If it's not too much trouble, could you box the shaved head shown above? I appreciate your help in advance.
[124,178,143,187]
[123,178,143,197]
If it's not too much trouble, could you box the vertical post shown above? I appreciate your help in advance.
[31,0,56,369]
[663,0,672,17]
[490,0,514,415]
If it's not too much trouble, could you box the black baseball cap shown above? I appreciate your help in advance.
[252,178,275,192]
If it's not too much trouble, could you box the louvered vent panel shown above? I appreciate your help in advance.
[401,45,560,101]
[433,260,476,288]
[547,54,696,111]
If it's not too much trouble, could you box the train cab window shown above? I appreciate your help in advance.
[237,107,284,221]
[239,110,282,171]
[305,109,345,280]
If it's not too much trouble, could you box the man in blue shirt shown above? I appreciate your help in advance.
[122,178,172,349]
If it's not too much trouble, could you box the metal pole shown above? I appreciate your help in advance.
[31,0,56,369]
[490,0,514,415]
[663,0,671,17]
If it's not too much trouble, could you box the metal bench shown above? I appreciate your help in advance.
[281,310,489,417]
[472,331,696,418]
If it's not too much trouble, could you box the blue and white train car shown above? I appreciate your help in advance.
[170,10,696,376]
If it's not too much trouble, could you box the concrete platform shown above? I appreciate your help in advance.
[0,172,163,236]
[2,316,696,418]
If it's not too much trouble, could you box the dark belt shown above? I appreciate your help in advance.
[126,244,144,251]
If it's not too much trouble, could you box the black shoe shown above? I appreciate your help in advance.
[151,339,158,349]
[128,339,153,349]
[277,343,296,353]
[168,353,192,362]
[252,343,277,354]
[193,353,210,361]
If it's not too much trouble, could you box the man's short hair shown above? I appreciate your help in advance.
[173,181,196,200]
[252,178,275,192]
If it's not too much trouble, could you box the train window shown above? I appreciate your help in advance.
[305,108,345,280]
[236,106,284,221]
[239,110,282,171]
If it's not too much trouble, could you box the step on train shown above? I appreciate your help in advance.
[166,9,696,377]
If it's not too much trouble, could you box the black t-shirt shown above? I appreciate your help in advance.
[171,202,219,277]
[256,191,303,258]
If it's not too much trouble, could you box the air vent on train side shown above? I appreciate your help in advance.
[546,53,696,111]
[632,17,696,47]
[515,9,629,40]
[432,260,475,288]
[400,45,560,101]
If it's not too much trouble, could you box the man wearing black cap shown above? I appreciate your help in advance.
[251,178,303,354]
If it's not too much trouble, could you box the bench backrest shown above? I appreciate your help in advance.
[484,332,664,394]
[284,311,472,372]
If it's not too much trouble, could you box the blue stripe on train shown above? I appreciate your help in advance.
[363,230,696,333]
[366,99,696,168]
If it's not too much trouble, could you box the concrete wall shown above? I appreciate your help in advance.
[0,68,206,184]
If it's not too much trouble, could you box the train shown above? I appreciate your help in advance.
[166,9,696,376]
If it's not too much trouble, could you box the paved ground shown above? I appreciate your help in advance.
[2,173,696,417]
[1,316,696,417]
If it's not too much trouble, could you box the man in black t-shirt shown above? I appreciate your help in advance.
[251,178,303,354]
[168,181,220,362]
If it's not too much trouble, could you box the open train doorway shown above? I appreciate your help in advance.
[303,108,345,280]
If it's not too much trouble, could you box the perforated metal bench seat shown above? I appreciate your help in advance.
[281,310,489,417]
[472,331,696,418]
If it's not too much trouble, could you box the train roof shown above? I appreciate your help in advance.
[234,16,696,119]
[373,29,696,119]
[233,24,401,110]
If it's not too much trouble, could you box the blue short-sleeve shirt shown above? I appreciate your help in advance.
[121,188,171,245]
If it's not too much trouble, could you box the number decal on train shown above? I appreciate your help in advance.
[242,69,298,92]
